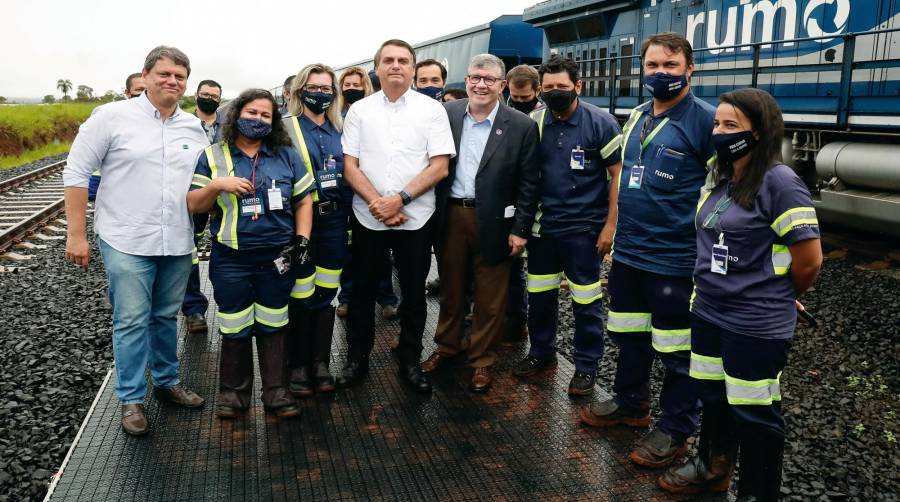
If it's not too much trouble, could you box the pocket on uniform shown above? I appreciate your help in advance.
[647,149,684,192]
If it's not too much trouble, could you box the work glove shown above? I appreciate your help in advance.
[273,235,310,274]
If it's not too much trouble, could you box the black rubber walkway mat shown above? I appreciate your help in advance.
[46,264,722,501]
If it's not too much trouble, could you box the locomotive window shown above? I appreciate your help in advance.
[619,44,634,97]
[574,15,606,40]
[545,22,578,45]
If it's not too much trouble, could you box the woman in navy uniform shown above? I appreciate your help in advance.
[283,64,353,396]
[658,88,822,501]
[188,89,314,419]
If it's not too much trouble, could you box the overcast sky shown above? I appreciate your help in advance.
[1,0,537,99]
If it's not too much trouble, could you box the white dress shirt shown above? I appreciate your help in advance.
[64,93,208,256]
[341,88,456,231]
[450,101,499,198]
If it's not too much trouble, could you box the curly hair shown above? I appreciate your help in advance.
[219,88,292,151]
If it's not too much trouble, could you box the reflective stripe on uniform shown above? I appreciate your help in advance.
[191,173,211,188]
[531,203,543,237]
[291,274,316,299]
[690,353,725,380]
[606,311,651,333]
[689,286,697,311]
[314,266,341,289]
[217,304,254,334]
[254,303,289,328]
[531,109,547,139]
[651,327,691,352]
[771,207,818,237]
[526,272,562,293]
[568,279,603,304]
[601,134,622,159]
[286,116,319,202]
[706,154,717,170]
[191,247,199,265]
[207,143,239,249]
[772,244,791,275]
[725,372,782,406]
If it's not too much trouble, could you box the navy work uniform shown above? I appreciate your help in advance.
[284,114,352,394]
[525,102,621,378]
[690,164,819,499]
[190,141,313,411]
[605,92,716,442]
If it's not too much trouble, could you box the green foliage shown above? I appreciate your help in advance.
[0,141,71,170]
[57,78,73,98]
[0,102,99,157]
[43,95,56,104]
[0,97,7,104]
[180,95,197,109]
[76,85,94,101]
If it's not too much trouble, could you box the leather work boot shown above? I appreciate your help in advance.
[154,385,205,408]
[421,351,448,374]
[568,371,597,396]
[512,354,558,377]
[470,367,492,392]
[185,313,208,334]
[336,357,370,388]
[289,366,314,398]
[579,398,651,428]
[121,404,149,435]
[381,304,399,321]
[335,303,349,318]
[287,306,314,398]
[216,338,253,418]
[312,307,336,393]
[256,332,300,418]
[629,428,689,468]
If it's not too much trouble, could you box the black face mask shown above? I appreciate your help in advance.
[196,97,219,114]
[541,89,577,113]
[302,91,334,115]
[712,131,757,163]
[342,88,365,105]
[508,97,539,114]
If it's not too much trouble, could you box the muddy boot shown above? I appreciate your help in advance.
[658,400,737,494]
[256,332,300,418]
[737,424,785,502]
[287,304,314,398]
[216,338,253,419]
[312,307,337,393]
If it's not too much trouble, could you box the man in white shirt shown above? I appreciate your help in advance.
[340,39,456,393]
[64,46,208,436]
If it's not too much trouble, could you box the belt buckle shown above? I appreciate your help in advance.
[463,198,475,208]
[317,201,334,215]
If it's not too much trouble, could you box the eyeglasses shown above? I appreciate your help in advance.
[702,195,734,229]
[197,92,220,101]
[467,75,501,86]
[303,85,334,95]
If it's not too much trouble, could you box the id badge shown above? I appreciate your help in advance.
[240,189,265,217]
[317,169,339,190]
[628,165,644,189]
[570,147,585,170]
[711,244,729,275]
[326,156,337,170]
[267,181,283,211]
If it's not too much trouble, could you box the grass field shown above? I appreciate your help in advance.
[0,102,99,165]
[0,141,71,169]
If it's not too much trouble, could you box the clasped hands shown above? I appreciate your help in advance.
[369,194,408,227]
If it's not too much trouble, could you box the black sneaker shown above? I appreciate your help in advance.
[512,354,558,377]
[568,371,596,396]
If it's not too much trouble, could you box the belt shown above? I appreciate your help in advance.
[316,201,337,215]
[449,197,476,208]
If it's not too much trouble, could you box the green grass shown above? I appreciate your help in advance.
[0,102,99,155]
[0,141,71,170]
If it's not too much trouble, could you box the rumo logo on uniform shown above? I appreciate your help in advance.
[685,0,851,54]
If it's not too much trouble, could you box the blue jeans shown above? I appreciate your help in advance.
[99,238,193,404]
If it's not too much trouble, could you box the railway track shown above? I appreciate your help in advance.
[0,160,67,257]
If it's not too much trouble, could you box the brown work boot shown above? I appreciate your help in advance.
[579,398,651,428]
[421,351,448,374]
[629,428,689,468]
[257,332,300,419]
[335,303,349,318]
[470,367,492,392]
[121,404,149,435]
[658,451,735,494]
[217,338,253,418]
[154,384,205,408]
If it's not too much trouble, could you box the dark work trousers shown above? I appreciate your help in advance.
[337,232,399,307]
[607,259,700,442]
[181,212,210,316]
[506,256,527,326]
[346,214,432,366]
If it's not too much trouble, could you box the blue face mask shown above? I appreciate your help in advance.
[417,86,444,101]
[644,72,688,101]
[236,118,272,139]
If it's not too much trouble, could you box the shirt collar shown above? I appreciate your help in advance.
[465,99,500,126]
[381,86,415,105]
[650,91,695,121]
[298,112,337,135]
[136,91,182,120]
[230,141,274,158]
[547,99,583,127]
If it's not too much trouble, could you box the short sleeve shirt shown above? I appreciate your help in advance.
[531,101,622,237]
[613,93,717,276]
[190,143,313,250]
[341,88,456,231]
[691,164,820,339]
[290,114,352,207]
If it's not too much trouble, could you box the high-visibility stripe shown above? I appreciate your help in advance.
[641,117,669,150]
[568,279,603,304]
[651,327,691,352]
[314,266,341,289]
[191,247,199,265]
[293,172,314,197]
[254,303,289,328]
[206,143,239,249]
[725,372,782,406]
[291,274,316,299]
[531,203,543,237]
[191,173,211,188]
[601,134,622,159]
[697,190,712,213]
[690,353,725,380]
[689,286,697,311]
[217,305,254,334]
[771,207,818,237]
[526,272,562,293]
[706,154,717,170]
[286,116,319,202]
[607,311,652,333]
[772,244,791,275]
[530,109,547,139]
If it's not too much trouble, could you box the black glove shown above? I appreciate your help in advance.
[274,235,310,274]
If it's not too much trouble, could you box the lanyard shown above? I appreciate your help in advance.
[249,153,260,220]
[634,113,670,165]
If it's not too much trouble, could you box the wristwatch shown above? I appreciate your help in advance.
[399,190,413,206]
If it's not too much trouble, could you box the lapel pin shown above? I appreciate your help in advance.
[496,129,503,135]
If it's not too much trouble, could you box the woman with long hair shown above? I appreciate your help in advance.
[336,66,373,117]
[187,88,314,419]
[658,88,823,501]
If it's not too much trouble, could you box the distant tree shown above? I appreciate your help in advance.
[180,95,196,110]
[101,90,123,103]
[76,85,94,101]
[0,96,6,104]
[42,95,56,104]
[57,79,73,99]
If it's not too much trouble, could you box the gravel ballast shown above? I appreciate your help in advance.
[0,153,68,183]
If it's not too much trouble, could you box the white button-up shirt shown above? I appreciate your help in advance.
[63,93,208,256]
[450,101,499,198]
[341,87,456,231]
